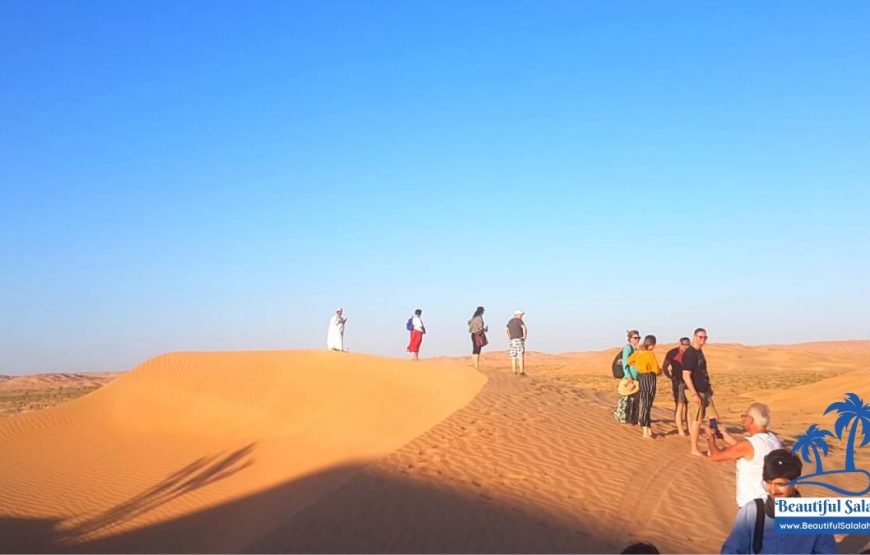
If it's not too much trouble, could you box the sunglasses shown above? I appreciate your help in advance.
[697,335,709,340]
[631,336,640,340]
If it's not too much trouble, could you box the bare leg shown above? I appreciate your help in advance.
[472,354,479,368]
[676,404,687,436]
[518,355,525,375]
[689,419,704,456]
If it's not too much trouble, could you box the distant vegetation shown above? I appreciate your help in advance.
[0,386,102,416]
[0,373,119,417]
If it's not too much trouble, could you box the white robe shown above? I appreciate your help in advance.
[327,314,346,351]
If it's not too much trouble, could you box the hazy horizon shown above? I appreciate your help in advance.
[2,1,869,374]
[4,337,870,377]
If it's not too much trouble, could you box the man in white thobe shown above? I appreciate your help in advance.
[327,308,347,351]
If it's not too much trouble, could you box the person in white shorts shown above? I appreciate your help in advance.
[504,310,527,376]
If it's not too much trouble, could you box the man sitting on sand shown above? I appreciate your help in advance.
[706,403,783,508]
[721,449,837,554]
[662,337,690,436]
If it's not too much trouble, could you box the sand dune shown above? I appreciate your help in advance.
[246,342,870,553]
[0,351,485,553]
[1,342,868,553]
[246,367,737,553]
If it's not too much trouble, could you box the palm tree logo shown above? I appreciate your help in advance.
[790,392,870,496]
[824,392,870,471]
[793,424,834,474]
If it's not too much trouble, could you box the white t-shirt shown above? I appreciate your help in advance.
[412,315,424,332]
[736,431,783,507]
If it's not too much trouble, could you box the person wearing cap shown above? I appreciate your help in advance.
[705,402,783,508]
[662,337,691,436]
[721,449,837,554]
[327,308,347,352]
[505,310,527,375]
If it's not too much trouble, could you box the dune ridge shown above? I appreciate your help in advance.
[0,351,486,553]
[1,342,869,553]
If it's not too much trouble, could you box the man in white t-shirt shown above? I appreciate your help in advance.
[705,402,783,507]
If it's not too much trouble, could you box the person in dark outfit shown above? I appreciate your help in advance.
[682,327,720,457]
[662,336,690,436]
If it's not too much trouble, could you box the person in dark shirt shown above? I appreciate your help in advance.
[662,337,691,436]
[505,310,527,376]
[681,327,720,457]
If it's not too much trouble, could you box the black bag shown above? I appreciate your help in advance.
[753,498,765,554]
[611,350,625,379]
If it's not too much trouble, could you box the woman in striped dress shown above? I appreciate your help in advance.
[628,335,661,439]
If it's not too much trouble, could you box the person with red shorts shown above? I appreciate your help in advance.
[407,308,426,360]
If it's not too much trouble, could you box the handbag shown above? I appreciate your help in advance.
[473,331,489,348]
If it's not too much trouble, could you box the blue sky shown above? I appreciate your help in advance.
[1,1,869,374]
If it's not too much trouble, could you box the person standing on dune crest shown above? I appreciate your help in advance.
[327,308,347,351]
[468,306,488,368]
[407,309,426,361]
[505,310,527,375]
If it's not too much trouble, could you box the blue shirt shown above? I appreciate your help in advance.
[721,497,837,554]
[622,344,638,380]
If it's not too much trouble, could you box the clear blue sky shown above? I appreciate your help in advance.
[2,1,869,374]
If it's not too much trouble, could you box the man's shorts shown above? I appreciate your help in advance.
[672,381,688,405]
[690,391,716,422]
[508,338,525,358]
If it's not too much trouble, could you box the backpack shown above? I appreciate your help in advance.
[611,350,625,379]
[752,498,765,554]
[406,317,414,332]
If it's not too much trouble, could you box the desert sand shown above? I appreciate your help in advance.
[1,342,868,553]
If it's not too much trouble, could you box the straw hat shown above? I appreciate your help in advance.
[618,377,639,396]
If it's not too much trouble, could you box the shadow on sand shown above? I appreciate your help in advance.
[2,447,867,554]
[1,449,629,554]
[65,443,256,542]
